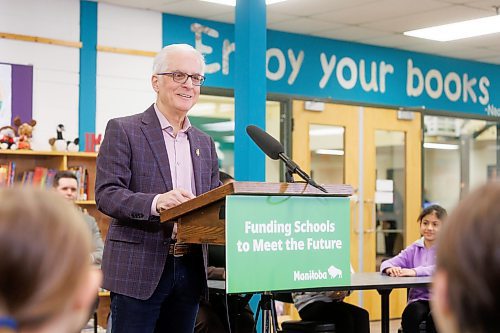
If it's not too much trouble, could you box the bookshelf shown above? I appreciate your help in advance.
[0,150,110,239]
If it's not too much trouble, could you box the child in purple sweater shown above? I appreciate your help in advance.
[380,204,447,333]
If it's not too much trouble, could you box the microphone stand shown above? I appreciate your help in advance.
[279,153,328,193]
[285,168,294,183]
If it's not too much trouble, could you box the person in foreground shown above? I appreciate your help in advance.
[0,187,102,333]
[380,204,447,333]
[95,43,220,333]
[53,170,104,267]
[432,182,500,333]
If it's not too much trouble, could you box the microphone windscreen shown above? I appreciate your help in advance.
[246,125,284,160]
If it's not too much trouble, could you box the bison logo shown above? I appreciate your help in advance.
[327,265,342,279]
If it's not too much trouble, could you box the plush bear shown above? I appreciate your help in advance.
[13,116,37,150]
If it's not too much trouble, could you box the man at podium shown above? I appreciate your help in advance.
[96,43,220,333]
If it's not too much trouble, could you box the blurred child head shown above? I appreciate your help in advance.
[432,182,500,333]
[0,188,101,333]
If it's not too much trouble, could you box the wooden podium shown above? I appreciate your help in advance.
[160,181,353,245]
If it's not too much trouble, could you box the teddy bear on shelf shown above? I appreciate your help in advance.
[13,117,37,150]
[0,126,17,150]
[48,124,79,152]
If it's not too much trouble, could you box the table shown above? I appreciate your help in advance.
[347,272,431,333]
[209,272,431,333]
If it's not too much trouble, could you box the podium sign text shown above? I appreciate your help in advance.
[225,195,350,294]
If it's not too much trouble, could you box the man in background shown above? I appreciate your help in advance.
[53,170,104,266]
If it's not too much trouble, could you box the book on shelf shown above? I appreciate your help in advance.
[68,165,89,200]
[19,167,58,188]
[0,162,16,187]
[0,164,8,187]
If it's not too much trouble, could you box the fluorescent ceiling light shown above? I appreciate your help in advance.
[309,127,344,136]
[200,0,286,6]
[315,149,344,156]
[404,15,500,42]
[423,142,459,150]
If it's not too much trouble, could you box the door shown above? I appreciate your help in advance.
[292,100,421,320]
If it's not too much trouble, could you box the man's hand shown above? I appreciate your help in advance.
[385,267,417,277]
[156,188,195,213]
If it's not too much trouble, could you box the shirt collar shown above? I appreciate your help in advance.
[154,103,192,133]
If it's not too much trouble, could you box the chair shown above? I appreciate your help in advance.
[397,288,429,333]
[281,320,336,333]
[397,321,427,333]
[274,293,336,333]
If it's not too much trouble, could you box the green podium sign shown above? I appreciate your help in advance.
[226,195,350,294]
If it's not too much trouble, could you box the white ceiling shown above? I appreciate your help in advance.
[101,0,500,64]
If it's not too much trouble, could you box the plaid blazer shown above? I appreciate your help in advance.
[95,105,220,300]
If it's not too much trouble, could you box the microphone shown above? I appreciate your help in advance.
[246,125,327,193]
[246,125,283,160]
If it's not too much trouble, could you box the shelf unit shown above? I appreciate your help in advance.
[0,150,110,239]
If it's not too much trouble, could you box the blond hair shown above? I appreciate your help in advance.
[0,187,91,330]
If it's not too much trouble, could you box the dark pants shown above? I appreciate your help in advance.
[401,300,437,333]
[195,292,255,333]
[110,253,204,333]
[299,301,370,333]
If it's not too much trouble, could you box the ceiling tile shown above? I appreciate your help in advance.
[432,46,500,59]
[266,0,379,17]
[311,0,450,26]
[313,26,390,42]
[266,11,298,24]
[358,33,429,48]
[268,17,345,34]
[361,4,493,32]
[462,0,500,10]
[151,0,233,17]
[475,55,500,64]
[438,0,483,3]
[206,11,235,23]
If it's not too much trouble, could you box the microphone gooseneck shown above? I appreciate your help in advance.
[246,125,327,193]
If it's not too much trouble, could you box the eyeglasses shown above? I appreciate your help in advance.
[156,71,206,86]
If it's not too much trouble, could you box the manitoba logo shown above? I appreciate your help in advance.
[293,265,343,281]
[327,265,342,278]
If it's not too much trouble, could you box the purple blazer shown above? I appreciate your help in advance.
[95,105,220,300]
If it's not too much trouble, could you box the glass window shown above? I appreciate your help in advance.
[309,124,345,184]
[424,115,499,210]
[190,95,281,181]
[375,130,406,267]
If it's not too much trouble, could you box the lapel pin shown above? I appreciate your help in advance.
[195,148,200,157]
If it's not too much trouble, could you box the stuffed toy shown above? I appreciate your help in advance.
[48,124,79,152]
[0,126,17,150]
[48,124,67,151]
[13,116,37,150]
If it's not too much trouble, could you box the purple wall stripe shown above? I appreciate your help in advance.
[11,64,33,124]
